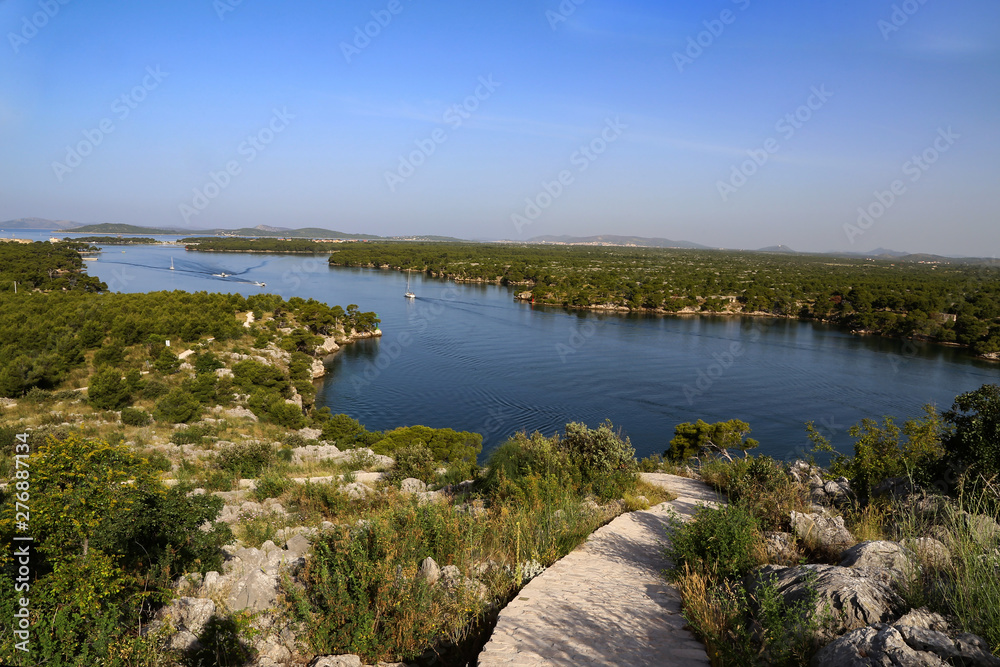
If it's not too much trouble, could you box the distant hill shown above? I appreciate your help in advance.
[866,247,909,258]
[757,245,796,253]
[1,217,82,230]
[64,223,181,235]
[248,224,292,233]
[388,235,468,242]
[527,234,709,249]
[212,226,380,239]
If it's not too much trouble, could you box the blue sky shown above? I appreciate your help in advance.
[1,0,998,254]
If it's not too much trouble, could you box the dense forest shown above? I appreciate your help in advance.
[328,242,1000,356]
[181,237,343,252]
[0,241,106,293]
[0,243,380,400]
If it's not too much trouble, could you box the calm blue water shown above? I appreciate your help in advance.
[25,231,1000,461]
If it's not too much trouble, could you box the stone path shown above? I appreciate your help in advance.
[476,473,724,667]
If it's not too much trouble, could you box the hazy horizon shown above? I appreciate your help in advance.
[2,1,997,256]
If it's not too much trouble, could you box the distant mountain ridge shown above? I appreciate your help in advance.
[527,234,709,249]
[63,223,183,235]
[1,217,83,230]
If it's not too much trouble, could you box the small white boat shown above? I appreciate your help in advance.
[404,273,415,299]
[170,257,175,270]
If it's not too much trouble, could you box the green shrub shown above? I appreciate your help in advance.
[373,425,482,464]
[666,504,761,580]
[254,470,293,501]
[232,359,288,394]
[120,407,152,427]
[561,420,636,476]
[666,419,759,462]
[285,506,481,663]
[185,615,256,667]
[703,456,807,531]
[173,424,211,445]
[154,347,180,374]
[638,454,665,472]
[194,351,224,375]
[154,388,201,424]
[92,339,125,366]
[482,431,580,497]
[938,384,1000,495]
[140,378,168,399]
[676,569,829,666]
[205,469,237,492]
[140,449,173,472]
[321,413,366,445]
[267,400,306,430]
[391,444,437,484]
[216,441,275,478]
[88,366,132,411]
[0,434,232,664]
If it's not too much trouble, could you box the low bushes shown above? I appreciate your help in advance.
[666,504,761,580]
[701,455,808,531]
[286,504,481,661]
[216,440,275,478]
[120,407,152,427]
[484,423,639,502]
[390,443,437,484]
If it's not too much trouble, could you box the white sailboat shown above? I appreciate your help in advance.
[404,272,415,299]
[170,257,175,270]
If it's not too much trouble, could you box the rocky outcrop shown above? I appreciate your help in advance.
[152,535,313,665]
[763,531,799,565]
[419,556,441,585]
[298,427,323,441]
[217,498,288,525]
[839,541,917,578]
[812,607,1000,667]
[790,510,854,551]
[957,511,1000,549]
[314,336,341,356]
[748,564,904,641]
[788,461,852,506]
[399,478,427,494]
[290,444,393,470]
[900,537,952,570]
[223,405,257,421]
